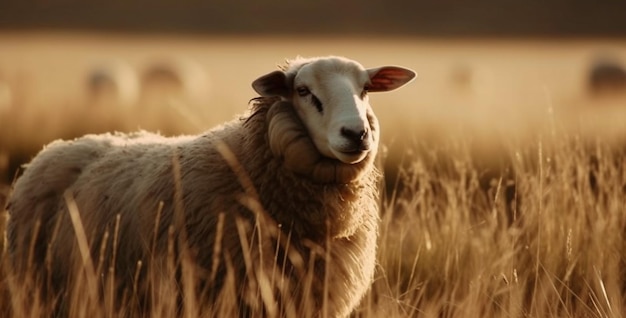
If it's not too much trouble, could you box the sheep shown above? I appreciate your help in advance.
[6,56,416,317]
[139,57,209,109]
[86,61,140,108]
[588,55,626,97]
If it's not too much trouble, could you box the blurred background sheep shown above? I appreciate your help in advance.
[139,57,208,109]
[587,54,626,97]
[85,60,139,108]
[137,57,210,132]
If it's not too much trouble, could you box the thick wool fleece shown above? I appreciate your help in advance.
[7,97,380,317]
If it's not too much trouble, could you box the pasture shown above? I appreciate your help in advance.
[0,32,625,317]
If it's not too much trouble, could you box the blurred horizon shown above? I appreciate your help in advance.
[1,1,625,187]
[2,1,626,38]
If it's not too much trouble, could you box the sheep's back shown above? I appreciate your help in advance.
[52,129,238,259]
[39,126,250,293]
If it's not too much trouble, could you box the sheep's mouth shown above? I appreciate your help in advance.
[335,148,370,164]
[341,143,371,154]
[329,141,372,163]
[338,142,371,157]
[341,149,367,156]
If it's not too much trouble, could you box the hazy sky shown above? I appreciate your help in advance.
[1,1,626,37]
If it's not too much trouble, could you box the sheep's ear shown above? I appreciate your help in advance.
[252,70,290,97]
[366,66,416,92]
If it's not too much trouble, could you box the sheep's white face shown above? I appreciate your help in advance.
[253,56,416,164]
[290,60,375,163]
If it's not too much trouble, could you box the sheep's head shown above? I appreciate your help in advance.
[252,56,415,182]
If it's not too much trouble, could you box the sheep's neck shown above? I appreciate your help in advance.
[241,99,380,239]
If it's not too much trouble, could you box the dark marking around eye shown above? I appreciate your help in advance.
[360,86,369,99]
[311,95,323,113]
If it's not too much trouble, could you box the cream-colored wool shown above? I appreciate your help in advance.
[7,56,415,317]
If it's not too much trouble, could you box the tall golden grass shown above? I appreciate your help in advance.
[1,124,625,317]
[369,135,625,317]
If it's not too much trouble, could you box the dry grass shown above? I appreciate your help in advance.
[0,129,624,317]
[0,32,625,317]
[366,134,626,317]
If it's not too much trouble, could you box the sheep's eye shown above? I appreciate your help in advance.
[296,86,310,97]
[311,95,323,113]
[296,86,322,112]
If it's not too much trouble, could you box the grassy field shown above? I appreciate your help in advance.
[0,32,625,317]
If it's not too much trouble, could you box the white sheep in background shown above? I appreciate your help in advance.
[7,56,415,317]
[588,55,626,97]
[139,57,209,109]
[86,61,140,108]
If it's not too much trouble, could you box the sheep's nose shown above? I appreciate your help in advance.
[341,127,369,144]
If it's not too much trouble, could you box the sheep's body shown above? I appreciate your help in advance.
[7,56,415,317]
[9,103,377,316]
